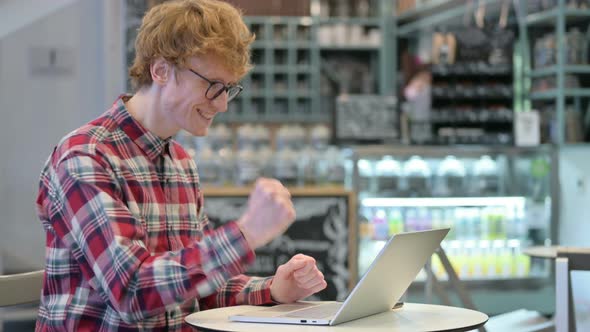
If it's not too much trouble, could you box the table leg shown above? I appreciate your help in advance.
[436,247,487,332]
[555,257,576,332]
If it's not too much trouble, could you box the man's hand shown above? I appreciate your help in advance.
[237,178,296,250]
[270,254,327,303]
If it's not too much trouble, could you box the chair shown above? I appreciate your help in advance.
[555,247,590,332]
[0,270,43,331]
[0,270,44,307]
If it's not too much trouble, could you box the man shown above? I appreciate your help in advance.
[35,0,326,330]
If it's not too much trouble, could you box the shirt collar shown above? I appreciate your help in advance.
[112,94,172,161]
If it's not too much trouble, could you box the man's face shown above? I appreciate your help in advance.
[162,54,239,136]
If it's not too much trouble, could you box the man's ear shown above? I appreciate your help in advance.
[150,58,170,85]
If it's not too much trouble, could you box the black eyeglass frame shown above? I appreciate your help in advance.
[188,68,243,102]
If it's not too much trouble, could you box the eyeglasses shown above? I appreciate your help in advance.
[188,68,243,102]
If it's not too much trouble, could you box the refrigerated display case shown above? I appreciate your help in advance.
[350,145,557,315]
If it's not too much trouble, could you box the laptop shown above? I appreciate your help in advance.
[229,228,449,326]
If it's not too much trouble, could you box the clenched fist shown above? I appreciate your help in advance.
[237,178,296,250]
[270,254,327,303]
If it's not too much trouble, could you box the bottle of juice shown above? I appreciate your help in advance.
[405,208,418,232]
[444,208,456,240]
[387,208,404,236]
[372,209,389,241]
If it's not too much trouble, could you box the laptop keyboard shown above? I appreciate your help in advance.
[282,303,342,319]
[264,303,319,312]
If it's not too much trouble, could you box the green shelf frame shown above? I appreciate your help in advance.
[518,0,590,144]
[397,0,502,37]
[270,42,314,49]
[319,45,381,51]
[217,15,322,124]
[525,8,590,26]
[317,17,382,25]
[217,1,395,124]
[530,89,590,100]
[527,65,590,78]
[396,0,467,23]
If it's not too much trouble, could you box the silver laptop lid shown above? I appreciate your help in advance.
[330,228,449,325]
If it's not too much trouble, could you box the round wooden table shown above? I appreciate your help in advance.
[522,245,558,259]
[185,302,488,332]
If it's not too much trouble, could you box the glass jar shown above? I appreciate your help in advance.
[472,155,500,196]
[357,159,375,195]
[195,144,219,185]
[402,156,432,197]
[272,147,299,187]
[437,155,466,196]
[324,146,346,185]
[374,156,401,196]
[235,146,261,186]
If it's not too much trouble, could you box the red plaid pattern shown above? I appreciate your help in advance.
[35,95,273,331]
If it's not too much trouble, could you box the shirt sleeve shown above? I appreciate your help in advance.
[199,275,276,310]
[196,206,276,309]
[39,151,255,324]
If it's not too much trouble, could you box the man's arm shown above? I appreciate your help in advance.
[198,275,275,309]
[39,151,254,323]
[199,253,327,308]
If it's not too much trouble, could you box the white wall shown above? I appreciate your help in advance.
[0,0,77,39]
[558,146,590,329]
[0,0,124,272]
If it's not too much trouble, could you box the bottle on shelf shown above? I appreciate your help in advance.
[195,143,220,185]
[453,208,467,240]
[494,240,512,278]
[482,206,507,241]
[371,208,389,241]
[515,204,528,243]
[430,208,443,230]
[209,124,233,151]
[234,146,261,186]
[387,208,404,236]
[272,146,299,187]
[404,208,419,232]
[445,241,461,279]
[402,156,432,197]
[375,156,402,196]
[480,240,495,278]
[323,146,347,185]
[443,208,456,240]
[436,155,466,196]
[310,124,331,150]
[357,209,374,277]
[290,124,307,151]
[297,145,318,186]
[456,242,470,279]
[256,146,274,178]
[506,204,527,242]
[465,240,482,279]
[417,207,432,231]
[472,155,500,196]
[472,208,483,240]
[509,240,530,278]
[252,124,271,150]
[357,159,375,196]
[236,124,256,150]
[217,145,235,186]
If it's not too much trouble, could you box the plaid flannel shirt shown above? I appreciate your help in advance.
[35,95,274,331]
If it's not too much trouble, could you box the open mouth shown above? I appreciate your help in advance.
[197,109,214,120]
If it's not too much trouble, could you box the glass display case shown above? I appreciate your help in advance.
[350,145,557,314]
